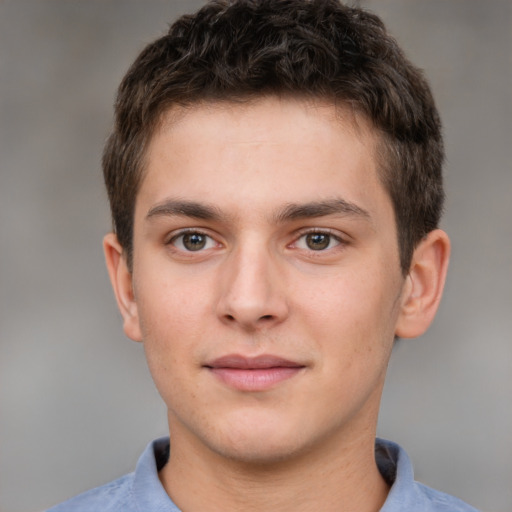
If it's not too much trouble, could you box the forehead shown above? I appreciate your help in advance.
[137,96,389,222]
[156,97,377,153]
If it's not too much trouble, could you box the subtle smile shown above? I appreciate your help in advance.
[204,354,306,392]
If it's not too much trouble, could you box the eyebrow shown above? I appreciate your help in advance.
[145,197,370,224]
[273,198,370,223]
[146,199,224,221]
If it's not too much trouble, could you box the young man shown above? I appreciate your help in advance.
[48,1,478,511]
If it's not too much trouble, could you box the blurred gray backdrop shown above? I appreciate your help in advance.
[1,1,511,511]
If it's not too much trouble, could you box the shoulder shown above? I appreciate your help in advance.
[45,437,176,512]
[413,481,480,512]
[377,439,480,512]
[45,473,135,512]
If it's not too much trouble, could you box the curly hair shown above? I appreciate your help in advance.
[103,0,444,273]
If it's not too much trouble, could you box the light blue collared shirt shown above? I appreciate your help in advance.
[47,437,479,511]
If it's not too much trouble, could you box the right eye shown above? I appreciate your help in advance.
[293,230,343,252]
[170,231,217,252]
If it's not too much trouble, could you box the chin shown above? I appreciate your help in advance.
[201,417,321,467]
[212,436,305,466]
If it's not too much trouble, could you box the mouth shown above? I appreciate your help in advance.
[204,354,306,392]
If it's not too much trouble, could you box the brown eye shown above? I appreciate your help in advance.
[182,233,207,251]
[171,232,216,252]
[305,233,331,250]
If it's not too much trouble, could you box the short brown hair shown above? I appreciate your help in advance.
[103,0,444,273]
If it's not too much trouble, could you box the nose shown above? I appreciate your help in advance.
[216,243,289,331]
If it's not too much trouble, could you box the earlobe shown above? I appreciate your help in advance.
[103,233,143,342]
[395,229,450,339]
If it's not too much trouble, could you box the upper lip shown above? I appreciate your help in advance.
[204,354,305,369]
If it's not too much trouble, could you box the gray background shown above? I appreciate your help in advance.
[1,1,511,511]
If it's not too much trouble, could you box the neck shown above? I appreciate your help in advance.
[159,423,389,512]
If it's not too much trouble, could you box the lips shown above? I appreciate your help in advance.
[204,354,305,391]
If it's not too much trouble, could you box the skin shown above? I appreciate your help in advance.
[104,97,450,512]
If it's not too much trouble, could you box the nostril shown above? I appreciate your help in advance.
[260,315,274,321]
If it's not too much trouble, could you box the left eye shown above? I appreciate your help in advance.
[171,232,217,252]
[295,232,341,251]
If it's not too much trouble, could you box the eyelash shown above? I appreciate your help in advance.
[291,229,345,252]
[167,229,218,252]
[167,228,346,255]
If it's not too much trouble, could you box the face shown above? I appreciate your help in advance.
[118,97,410,463]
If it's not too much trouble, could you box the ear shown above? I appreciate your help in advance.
[103,233,143,342]
[395,229,450,339]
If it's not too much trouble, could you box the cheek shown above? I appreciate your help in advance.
[296,265,401,355]
[135,265,211,335]
[137,288,202,410]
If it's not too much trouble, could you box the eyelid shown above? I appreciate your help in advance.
[166,228,221,251]
[289,227,348,251]
[166,227,210,243]
[293,227,346,241]
[164,227,348,253]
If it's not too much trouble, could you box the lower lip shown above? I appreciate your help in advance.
[209,367,303,391]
